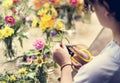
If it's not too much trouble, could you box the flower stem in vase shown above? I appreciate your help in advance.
[64,6,76,36]
[4,37,15,59]
[36,64,48,83]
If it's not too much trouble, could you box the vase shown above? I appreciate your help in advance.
[64,20,76,36]
[36,64,48,83]
[46,58,55,74]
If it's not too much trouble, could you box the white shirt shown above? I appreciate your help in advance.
[74,41,120,83]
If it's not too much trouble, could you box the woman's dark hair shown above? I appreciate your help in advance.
[84,0,120,21]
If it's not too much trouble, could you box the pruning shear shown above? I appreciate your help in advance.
[66,45,93,64]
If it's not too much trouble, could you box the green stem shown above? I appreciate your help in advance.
[4,37,14,58]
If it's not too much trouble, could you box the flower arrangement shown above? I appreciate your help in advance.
[33,0,62,10]
[33,0,86,30]
[32,2,65,42]
[20,2,66,83]
[0,0,32,58]
[0,2,66,83]
[58,0,84,30]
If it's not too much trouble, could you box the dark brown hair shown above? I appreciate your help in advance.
[84,0,120,21]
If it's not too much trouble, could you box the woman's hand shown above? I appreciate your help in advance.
[51,43,71,67]
[71,47,92,70]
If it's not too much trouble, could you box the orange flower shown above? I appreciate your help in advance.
[48,17,56,27]
[49,0,61,6]
[34,0,51,9]
[34,0,42,9]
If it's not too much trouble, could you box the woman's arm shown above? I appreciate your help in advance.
[61,64,73,83]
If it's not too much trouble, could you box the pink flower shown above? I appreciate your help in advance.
[33,38,45,50]
[26,57,33,63]
[69,0,79,6]
[5,16,15,26]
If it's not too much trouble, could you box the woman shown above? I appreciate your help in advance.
[52,0,120,83]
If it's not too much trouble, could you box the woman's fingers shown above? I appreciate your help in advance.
[73,54,87,65]
[72,47,89,59]
[72,60,82,70]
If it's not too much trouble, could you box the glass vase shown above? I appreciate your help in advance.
[36,64,48,83]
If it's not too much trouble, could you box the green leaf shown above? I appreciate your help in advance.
[21,34,28,39]
[18,37,23,47]
[54,62,58,68]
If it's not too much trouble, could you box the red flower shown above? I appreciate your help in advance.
[68,0,79,6]
[13,0,19,4]
[5,16,15,26]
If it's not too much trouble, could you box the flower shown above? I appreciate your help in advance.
[55,20,65,31]
[2,0,13,8]
[8,75,16,82]
[48,0,61,6]
[2,26,14,38]
[33,38,45,50]
[68,0,80,6]
[5,16,15,26]
[33,0,62,9]
[34,57,43,66]
[51,31,57,37]
[0,81,6,83]
[18,68,27,76]
[52,0,86,30]
[26,57,33,64]
[13,0,19,4]
[0,0,32,58]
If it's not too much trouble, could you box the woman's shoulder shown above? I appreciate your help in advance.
[74,41,120,83]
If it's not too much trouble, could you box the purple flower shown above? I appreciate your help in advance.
[33,38,45,50]
[31,55,37,59]
[5,16,15,26]
[43,54,47,59]
[51,31,56,37]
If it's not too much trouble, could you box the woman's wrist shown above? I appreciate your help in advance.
[61,64,72,71]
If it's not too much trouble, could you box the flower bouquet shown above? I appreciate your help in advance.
[55,0,84,30]
[0,0,32,59]
[14,2,66,83]
[0,1,67,83]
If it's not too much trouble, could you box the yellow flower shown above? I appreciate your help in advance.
[35,57,43,66]
[18,68,27,76]
[0,30,4,39]
[43,3,50,10]
[39,20,48,30]
[41,14,52,22]
[56,21,65,31]
[0,81,6,83]
[32,16,38,27]
[3,26,14,38]
[2,0,13,8]
[43,58,48,63]
[37,8,47,16]
[39,19,55,30]
[51,7,58,17]
[37,3,58,17]
[8,75,16,82]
